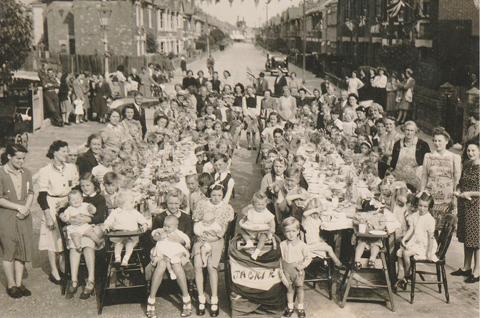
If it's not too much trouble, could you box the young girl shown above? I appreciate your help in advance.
[73,97,84,124]
[60,190,99,252]
[301,198,343,268]
[150,215,191,279]
[193,185,234,316]
[103,190,149,267]
[396,192,438,289]
[353,199,400,269]
[212,153,235,203]
[280,217,311,318]
[238,192,276,260]
[342,112,357,137]
[193,210,223,267]
[92,147,116,189]
[242,86,259,150]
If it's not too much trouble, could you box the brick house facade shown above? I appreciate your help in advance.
[44,0,207,57]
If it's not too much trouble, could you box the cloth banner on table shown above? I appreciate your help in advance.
[228,236,286,316]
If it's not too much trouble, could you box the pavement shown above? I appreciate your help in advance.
[0,42,477,318]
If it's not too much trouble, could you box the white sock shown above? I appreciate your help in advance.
[297,303,304,310]
[287,303,294,310]
[148,296,156,304]
[198,294,206,303]
[211,296,218,304]
[182,296,191,303]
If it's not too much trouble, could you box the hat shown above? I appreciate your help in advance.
[405,68,413,75]
[360,141,372,149]
[356,106,366,113]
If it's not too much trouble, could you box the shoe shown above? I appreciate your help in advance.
[17,285,31,297]
[197,302,205,316]
[465,275,480,283]
[6,286,22,299]
[146,302,157,318]
[282,308,294,318]
[79,281,94,300]
[353,262,362,271]
[395,278,408,291]
[451,268,472,277]
[247,146,251,150]
[252,146,257,150]
[181,301,192,317]
[48,273,62,285]
[368,259,376,268]
[297,309,306,318]
[65,281,78,299]
[209,303,219,317]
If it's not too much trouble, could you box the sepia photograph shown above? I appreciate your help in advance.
[0,0,478,317]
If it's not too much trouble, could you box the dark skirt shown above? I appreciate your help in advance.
[0,210,33,262]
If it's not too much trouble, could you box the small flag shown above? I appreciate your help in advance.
[386,0,406,18]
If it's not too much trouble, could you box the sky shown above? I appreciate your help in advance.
[199,0,303,27]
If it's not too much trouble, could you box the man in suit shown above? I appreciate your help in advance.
[132,91,147,138]
[254,72,269,96]
[195,86,208,116]
[273,70,288,97]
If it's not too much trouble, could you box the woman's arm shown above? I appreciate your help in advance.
[0,198,23,212]
[420,154,430,192]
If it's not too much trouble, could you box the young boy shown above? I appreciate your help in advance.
[280,217,311,318]
[185,174,204,216]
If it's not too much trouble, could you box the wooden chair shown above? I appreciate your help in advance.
[409,214,457,304]
[300,229,334,299]
[56,215,87,296]
[338,232,396,312]
[97,230,148,314]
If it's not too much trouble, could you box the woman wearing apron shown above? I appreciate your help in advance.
[421,127,461,231]
[0,144,34,298]
[390,121,430,192]
[37,140,79,284]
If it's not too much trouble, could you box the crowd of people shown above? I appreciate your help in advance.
[0,60,479,318]
[38,60,176,127]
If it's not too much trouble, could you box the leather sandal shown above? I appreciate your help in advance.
[210,302,219,317]
[65,281,78,299]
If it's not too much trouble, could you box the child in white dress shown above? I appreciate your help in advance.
[301,199,343,268]
[103,190,149,267]
[193,210,223,267]
[396,192,438,289]
[239,192,276,260]
[150,215,191,280]
[60,190,99,252]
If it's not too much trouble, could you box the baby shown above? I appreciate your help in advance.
[151,215,191,280]
[60,190,99,252]
[103,190,149,267]
[239,192,276,260]
[193,210,223,267]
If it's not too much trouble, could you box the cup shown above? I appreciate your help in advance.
[358,223,367,233]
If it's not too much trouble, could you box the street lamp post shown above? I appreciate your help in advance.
[302,0,306,79]
[98,0,112,78]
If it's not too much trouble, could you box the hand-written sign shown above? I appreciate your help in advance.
[230,258,281,291]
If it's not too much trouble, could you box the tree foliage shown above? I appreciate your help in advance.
[146,31,158,54]
[0,0,33,70]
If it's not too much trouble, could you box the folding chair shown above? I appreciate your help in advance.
[409,214,456,304]
[98,230,148,314]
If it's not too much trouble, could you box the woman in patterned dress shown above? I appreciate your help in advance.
[451,141,480,283]
[420,127,461,231]
[120,105,143,145]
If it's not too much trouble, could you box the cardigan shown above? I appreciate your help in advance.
[390,138,431,170]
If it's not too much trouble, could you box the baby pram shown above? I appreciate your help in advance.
[225,233,286,317]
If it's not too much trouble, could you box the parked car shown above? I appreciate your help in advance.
[265,55,289,76]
